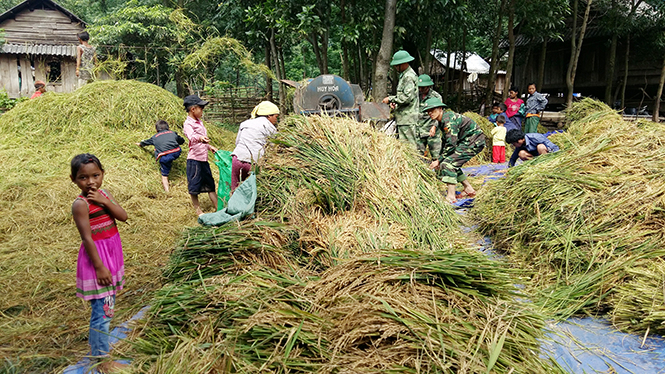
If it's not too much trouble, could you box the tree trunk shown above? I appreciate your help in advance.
[566,0,592,107]
[373,0,397,101]
[621,35,630,108]
[278,45,287,82]
[443,39,452,102]
[175,67,186,98]
[265,42,273,100]
[358,43,366,93]
[653,57,665,122]
[270,29,286,113]
[457,26,467,111]
[309,33,325,75]
[321,30,329,74]
[537,40,547,90]
[485,0,506,114]
[341,0,350,80]
[423,26,433,75]
[503,0,516,101]
[604,33,618,105]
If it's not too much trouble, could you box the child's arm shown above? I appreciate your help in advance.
[86,188,128,222]
[72,200,113,286]
[508,147,521,167]
[137,137,154,147]
[176,133,185,145]
[76,46,82,77]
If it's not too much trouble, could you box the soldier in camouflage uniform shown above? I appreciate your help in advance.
[423,97,486,203]
[382,50,419,147]
[415,74,443,163]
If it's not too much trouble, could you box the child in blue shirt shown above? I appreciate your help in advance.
[506,129,560,167]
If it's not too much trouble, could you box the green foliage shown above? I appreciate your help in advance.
[182,36,274,82]
[0,90,26,112]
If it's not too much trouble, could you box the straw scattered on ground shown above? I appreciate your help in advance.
[0,80,235,372]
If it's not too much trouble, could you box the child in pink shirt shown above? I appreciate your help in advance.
[504,86,525,128]
[183,95,218,216]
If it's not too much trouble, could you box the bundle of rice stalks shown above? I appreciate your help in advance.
[472,99,665,329]
[0,80,236,372]
[256,115,463,267]
[118,114,561,373]
[164,221,300,283]
[464,112,494,164]
[124,251,558,373]
[609,258,665,334]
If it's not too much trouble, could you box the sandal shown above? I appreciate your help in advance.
[456,190,477,199]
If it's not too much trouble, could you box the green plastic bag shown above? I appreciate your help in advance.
[213,150,232,210]
[198,173,257,226]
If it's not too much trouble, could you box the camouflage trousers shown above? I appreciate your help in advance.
[416,135,443,160]
[439,136,486,185]
[397,125,419,148]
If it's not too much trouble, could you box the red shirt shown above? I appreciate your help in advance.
[504,97,524,118]
[30,91,43,99]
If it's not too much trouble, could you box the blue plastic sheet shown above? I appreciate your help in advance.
[458,163,665,373]
[63,307,149,374]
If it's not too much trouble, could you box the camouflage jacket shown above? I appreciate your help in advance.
[417,89,442,138]
[388,66,419,126]
[438,111,486,159]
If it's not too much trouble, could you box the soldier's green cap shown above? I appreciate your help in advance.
[422,97,447,112]
[417,74,434,87]
[390,50,415,66]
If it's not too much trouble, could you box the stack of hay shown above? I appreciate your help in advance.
[473,98,665,333]
[121,115,561,373]
[0,80,234,372]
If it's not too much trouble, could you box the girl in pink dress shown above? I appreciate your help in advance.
[70,153,127,372]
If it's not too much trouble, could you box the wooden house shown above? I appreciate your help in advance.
[0,0,85,98]
[507,3,665,113]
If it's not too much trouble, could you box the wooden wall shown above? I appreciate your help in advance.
[513,37,664,108]
[0,8,82,45]
[1,54,78,98]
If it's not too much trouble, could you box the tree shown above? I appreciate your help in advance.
[484,0,506,113]
[373,0,397,101]
[566,0,593,107]
[599,0,645,105]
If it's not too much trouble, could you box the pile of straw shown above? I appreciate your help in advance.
[121,116,561,373]
[472,99,665,333]
[0,80,235,372]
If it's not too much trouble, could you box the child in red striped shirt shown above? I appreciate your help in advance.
[70,153,128,372]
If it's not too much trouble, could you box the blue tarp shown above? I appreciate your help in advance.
[458,162,665,373]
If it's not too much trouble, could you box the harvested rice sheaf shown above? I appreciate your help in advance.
[472,98,665,331]
[122,115,562,373]
[0,80,235,372]
[126,251,559,373]
[257,115,464,265]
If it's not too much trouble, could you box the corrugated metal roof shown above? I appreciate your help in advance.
[0,43,77,56]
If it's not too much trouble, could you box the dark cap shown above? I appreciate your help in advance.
[183,95,209,110]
